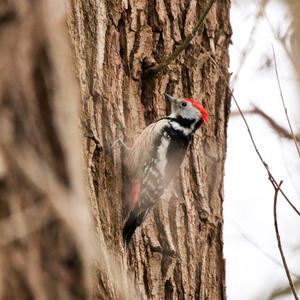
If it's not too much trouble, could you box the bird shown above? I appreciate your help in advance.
[122,93,208,245]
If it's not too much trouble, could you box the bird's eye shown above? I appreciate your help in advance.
[181,102,187,107]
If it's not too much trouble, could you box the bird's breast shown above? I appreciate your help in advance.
[162,127,191,185]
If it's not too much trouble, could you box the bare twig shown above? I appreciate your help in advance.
[273,181,299,300]
[251,106,293,140]
[145,0,216,75]
[270,279,300,300]
[231,105,299,141]
[272,45,300,158]
[199,45,300,217]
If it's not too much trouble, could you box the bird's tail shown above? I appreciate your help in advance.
[122,208,148,246]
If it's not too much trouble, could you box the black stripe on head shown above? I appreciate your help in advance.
[165,116,194,128]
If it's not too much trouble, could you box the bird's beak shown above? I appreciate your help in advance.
[164,93,177,103]
[164,93,178,113]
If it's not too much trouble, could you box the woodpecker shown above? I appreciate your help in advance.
[122,94,208,245]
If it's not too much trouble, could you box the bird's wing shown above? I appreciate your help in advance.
[125,118,169,179]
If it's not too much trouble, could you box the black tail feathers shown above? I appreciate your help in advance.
[122,209,147,246]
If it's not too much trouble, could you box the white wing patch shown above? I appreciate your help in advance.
[125,119,170,179]
[156,135,170,175]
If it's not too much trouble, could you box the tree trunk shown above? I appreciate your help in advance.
[69,0,231,299]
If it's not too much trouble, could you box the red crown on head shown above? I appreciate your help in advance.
[185,98,208,123]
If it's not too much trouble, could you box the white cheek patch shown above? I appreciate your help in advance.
[170,120,193,136]
[180,108,200,121]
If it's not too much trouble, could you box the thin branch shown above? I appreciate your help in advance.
[272,45,300,158]
[199,45,300,217]
[252,106,293,140]
[231,105,299,141]
[145,0,216,75]
[273,181,299,300]
[226,213,300,279]
[270,279,300,300]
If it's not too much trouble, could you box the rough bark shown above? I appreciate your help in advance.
[69,0,231,299]
[0,1,92,299]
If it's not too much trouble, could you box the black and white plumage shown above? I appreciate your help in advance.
[122,94,208,245]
